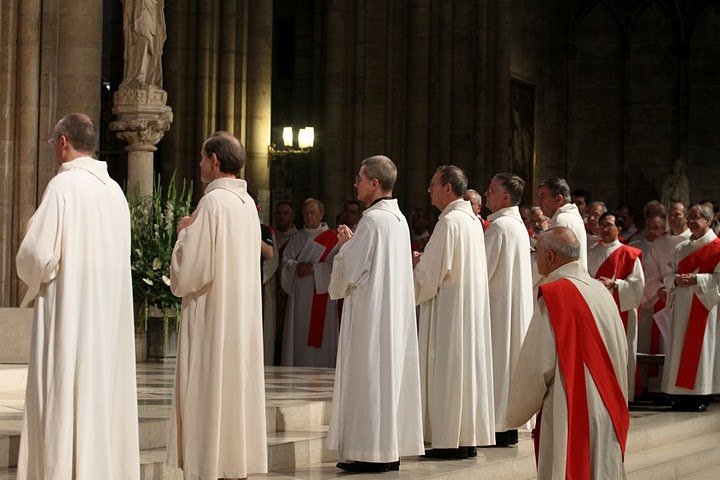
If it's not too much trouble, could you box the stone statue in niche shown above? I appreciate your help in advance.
[121,0,167,89]
[660,157,690,210]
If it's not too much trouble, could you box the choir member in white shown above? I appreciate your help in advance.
[261,224,280,365]
[327,155,424,473]
[16,113,140,479]
[413,166,495,459]
[639,202,691,369]
[588,212,645,400]
[538,178,588,269]
[661,203,720,412]
[506,227,629,480]
[168,131,267,478]
[280,198,340,367]
[483,173,534,445]
[274,200,298,251]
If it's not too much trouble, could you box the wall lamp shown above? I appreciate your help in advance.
[269,126,314,158]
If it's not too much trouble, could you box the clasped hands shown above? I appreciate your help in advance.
[337,224,353,245]
[674,273,698,288]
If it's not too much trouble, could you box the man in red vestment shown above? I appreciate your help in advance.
[506,227,629,479]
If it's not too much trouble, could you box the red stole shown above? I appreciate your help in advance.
[594,244,642,331]
[538,278,629,479]
[300,229,338,348]
[674,237,720,389]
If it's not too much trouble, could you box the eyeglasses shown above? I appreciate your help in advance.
[47,137,56,146]
[355,175,374,184]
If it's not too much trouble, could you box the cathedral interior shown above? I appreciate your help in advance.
[2,0,720,307]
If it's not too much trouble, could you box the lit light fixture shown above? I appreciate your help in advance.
[282,126,294,147]
[269,125,315,162]
[298,127,314,149]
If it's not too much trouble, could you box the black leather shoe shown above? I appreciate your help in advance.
[421,447,469,460]
[466,446,477,457]
[495,429,519,446]
[336,460,400,472]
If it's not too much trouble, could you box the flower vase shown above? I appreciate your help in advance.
[146,307,178,360]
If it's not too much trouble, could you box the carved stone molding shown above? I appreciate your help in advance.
[111,86,173,152]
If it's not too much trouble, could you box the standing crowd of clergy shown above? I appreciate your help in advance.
[12,113,720,480]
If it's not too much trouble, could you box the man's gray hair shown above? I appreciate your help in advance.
[588,201,607,214]
[690,203,714,222]
[302,197,325,214]
[538,226,581,261]
[54,113,98,154]
[669,201,688,216]
[493,172,526,206]
[539,178,571,203]
[464,189,482,206]
[436,165,468,197]
[361,155,397,191]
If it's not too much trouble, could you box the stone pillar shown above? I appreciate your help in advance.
[245,0,273,222]
[112,0,173,199]
[111,87,173,198]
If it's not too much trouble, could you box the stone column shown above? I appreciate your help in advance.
[245,0,273,222]
[112,0,173,199]
[111,87,173,198]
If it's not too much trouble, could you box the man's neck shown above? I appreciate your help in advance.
[366,191,392,208]
[671,226,687,236]
[277,225,293,233]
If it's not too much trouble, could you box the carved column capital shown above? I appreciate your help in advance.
[111,86,174,152]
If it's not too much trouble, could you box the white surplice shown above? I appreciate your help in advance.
[661,229,720,395]
[16,157,140,480]
[326,199,424,462]
[588,240,645,399]
[506,261,629,480]
[414,198,495,448]
[262,228,280,365]
[280,224,339,367]
[484,206,533,431]
[168,178,267,479]
[549,203,588,270]
[639,230,692,353]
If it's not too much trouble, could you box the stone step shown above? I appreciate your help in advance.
[0,398,332,468]
[139,424,338,480]
[626,431,720,480]
[678,465,720,479]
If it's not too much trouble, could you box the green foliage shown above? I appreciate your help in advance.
[127,173,193,326]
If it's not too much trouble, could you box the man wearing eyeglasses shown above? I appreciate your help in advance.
[16,113,140,479]
[587,212,645,401]
[326,155,424,473]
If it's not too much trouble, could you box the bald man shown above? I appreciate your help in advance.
[506,227,629,480]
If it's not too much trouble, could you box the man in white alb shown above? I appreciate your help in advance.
[538,177,588,269]
[168,131,267,479]
[414,166,495,459]
[16,113,140,479]
[588,212,645,400]
[327,155,424,473]
[661,204,720,412]
[281,198,339,367]
[483,172,533,445]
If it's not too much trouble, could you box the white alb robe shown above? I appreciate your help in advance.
[326,199,424,462]
[661,229,720,395]
[281,224,339,367]
[640,230,692,348]
[506,261,629,480]
[16,157,140,480]
[414,199,495,448]
[588,240,645,399]
[549,202,588,270]
[484,206,533,431]
[168,178,267,478]
[262,228,280,365]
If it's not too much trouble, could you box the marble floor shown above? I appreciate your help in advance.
[2,362,720,479]
[0,361,336,439]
